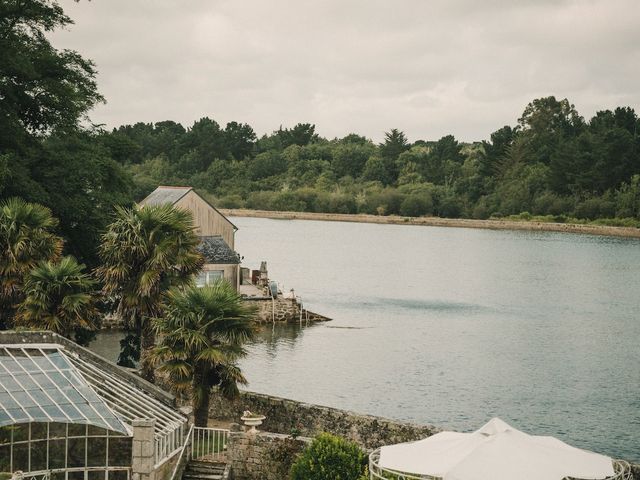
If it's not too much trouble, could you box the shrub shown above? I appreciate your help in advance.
[399,193,433,217]
[270,191,306,212]
[437,195,463,218]
[290,433,367,480]
[246,190,277,210]
[574,197,615,220]
[217,194,246,209]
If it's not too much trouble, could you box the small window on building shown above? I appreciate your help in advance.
[196,272,208,287]
[196,270,224,287]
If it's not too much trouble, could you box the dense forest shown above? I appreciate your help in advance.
[104,97,640,227]
[2,0,640,270]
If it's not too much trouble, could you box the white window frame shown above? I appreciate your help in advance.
[196,270,224,287]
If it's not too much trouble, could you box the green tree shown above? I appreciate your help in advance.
[290,433,367,480]
[178,118,227,173]
[0,198,63,329]
[248,151,287,180]
[479,126,515,177]
[97,204,203,380]
[36,133,134,266]
[0,1,135,266]
[517,96,584,166]
[615,175,640,218]
[332,140,375,178]
[16,256,99,343]
[224,121,256,160]
[362,154,392,185]
[0,0,103,151]
[152,282,256,426]
[277,123,318,148]
[379,129,410,181]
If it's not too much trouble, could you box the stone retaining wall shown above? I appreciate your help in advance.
[227,431,309,480]
[100,297,330,328]
[249,296,331,323]
[209,390,438,450]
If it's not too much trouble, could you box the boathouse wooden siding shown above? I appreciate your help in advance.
[172,189,236,248]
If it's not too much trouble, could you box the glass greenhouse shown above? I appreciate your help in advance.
[0,344,187,480]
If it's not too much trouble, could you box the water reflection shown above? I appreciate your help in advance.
[251,323,319,358]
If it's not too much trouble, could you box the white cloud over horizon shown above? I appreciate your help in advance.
[52,0,640,142]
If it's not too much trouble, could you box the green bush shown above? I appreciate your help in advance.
[400,193,433,217]
[217,194,246,209]
[437,195,463,218]
[290,433,367,480]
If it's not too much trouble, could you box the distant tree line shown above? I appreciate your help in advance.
[96,98,640,228]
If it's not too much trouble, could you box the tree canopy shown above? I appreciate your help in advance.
[96,96,640,226]
[0,0,132,267]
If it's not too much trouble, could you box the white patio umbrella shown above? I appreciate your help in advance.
[378,418,617,480]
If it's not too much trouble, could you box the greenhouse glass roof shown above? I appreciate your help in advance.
[0,345,129,433]
[0,343,187,440]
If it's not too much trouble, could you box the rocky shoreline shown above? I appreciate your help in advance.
[221,208,640,239]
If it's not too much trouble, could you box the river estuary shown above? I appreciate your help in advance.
[92,217,640,461]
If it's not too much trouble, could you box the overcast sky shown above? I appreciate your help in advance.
[52,0,640,142]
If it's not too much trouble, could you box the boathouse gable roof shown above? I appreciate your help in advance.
[138,185,191,207]
[139,186,237,231]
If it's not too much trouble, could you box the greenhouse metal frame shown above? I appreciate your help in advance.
[0,344,187,480]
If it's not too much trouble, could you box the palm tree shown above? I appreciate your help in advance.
[0,198,63,328]
[16,256,99,342]
[97,204,203,381]
[152,282,256,427]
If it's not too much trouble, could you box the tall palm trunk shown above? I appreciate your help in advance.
[140,319,156,382]
[192,369,212,427]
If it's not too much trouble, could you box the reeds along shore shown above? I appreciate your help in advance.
[220,209,640,239]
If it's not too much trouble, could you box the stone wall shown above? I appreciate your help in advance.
[227,431,309,480]
[100,297,330,328]
[249,296,331,323]
[209,390,438,450]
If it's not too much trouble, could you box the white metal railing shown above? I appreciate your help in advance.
[610,461,633,480]
[10,468,130,480]
[155,422,187,464]
[369,449,438,480]
[369,449,633,480]
[190,427,229,461]
[168,424,195,480]
[10,472,50,480]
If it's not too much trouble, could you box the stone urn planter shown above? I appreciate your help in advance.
[241,411,266,434]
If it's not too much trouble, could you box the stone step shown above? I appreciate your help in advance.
[183,474,224,480]
[184,460,227,479]
[188,460,226,466]
[185,467,226,474]
[186,464,226,473]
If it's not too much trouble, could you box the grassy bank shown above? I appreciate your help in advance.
[220,209,640,239]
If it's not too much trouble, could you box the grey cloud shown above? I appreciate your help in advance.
[52,0,640,142]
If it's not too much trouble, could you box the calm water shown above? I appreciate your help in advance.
[93,218,640,461]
